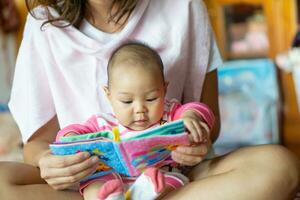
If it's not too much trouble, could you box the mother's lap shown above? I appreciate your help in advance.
[0,144,298,200]
[188,144,300,181]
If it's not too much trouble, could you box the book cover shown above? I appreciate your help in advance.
[50,120,189,180]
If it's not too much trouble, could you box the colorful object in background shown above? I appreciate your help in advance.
[276,47,300,113]
[276,30,300,113]
[292,30,300,48]
[0,33,16,106]
[215,59,280,155]
[0,104,9,112]
[50,120,189,181]
[229,11,269,55]
[0,0,20,107]
[0,0,20,33]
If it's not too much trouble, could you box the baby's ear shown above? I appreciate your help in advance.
[164,82,169,93]
[103,86,110,97]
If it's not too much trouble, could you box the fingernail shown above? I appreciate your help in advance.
[83,152,90,158]
[92,156,99,163]
[93,165,99,172]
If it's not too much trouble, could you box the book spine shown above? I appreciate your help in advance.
[113,142,131,176]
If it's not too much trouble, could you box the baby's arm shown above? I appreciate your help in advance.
[56,115,101,141]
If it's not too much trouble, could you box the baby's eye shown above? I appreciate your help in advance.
[146,97,158,102]
[121,100,132,104]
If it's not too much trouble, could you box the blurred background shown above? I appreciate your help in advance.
[0,0,300,163]
[204,0,300,156]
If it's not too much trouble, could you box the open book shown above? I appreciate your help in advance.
[50,120,189,180]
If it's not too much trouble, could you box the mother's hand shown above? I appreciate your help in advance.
[38,150,99,190]
[171,140,211,166]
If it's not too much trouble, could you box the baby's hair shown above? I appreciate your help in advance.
[107,41,165,87]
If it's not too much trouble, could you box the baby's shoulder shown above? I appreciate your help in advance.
[164,99,181,110]
[93,113,118,125]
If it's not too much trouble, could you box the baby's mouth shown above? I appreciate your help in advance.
[133,119,148,125]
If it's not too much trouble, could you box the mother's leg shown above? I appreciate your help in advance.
[0,162,83,200]
[164,145,300,200]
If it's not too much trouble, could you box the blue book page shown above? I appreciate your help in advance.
[49,140,128,176]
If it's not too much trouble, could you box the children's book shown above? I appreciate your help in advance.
[50,120,189,180]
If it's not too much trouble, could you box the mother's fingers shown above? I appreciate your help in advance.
[41,155,99,179]
[42,152,91,168]
[45,165,97,189]
[171,150,202,166]
[176,143,209,156]
[172,142,212,166]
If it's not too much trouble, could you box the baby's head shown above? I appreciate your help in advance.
[104,42,167,131]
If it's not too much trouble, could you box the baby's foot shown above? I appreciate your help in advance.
[126,167,165,200]
[164,171,189,189]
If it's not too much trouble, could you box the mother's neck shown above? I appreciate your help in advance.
[86,0,128,33]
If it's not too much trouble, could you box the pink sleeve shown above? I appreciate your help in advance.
[171,102,215,130]
[56,115,101,141]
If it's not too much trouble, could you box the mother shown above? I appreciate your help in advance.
[0,0,299,199]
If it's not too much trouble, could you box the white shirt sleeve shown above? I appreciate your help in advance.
[182,0,222,103]
[207,33,223,72]
[8,14,56,143]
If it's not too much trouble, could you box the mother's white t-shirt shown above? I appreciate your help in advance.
[9,0,222,143]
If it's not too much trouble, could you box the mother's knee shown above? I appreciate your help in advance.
[251,145,299,172]
[0,162,45,199]
[0,162,19,198]
[246,145,299,193]
[0,162,18,184]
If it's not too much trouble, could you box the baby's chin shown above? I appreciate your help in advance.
[126,123,154,131]
[127,125,150,131]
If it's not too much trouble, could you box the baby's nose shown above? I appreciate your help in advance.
[135,102,147,113]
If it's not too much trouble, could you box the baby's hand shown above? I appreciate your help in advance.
[181,110,209,144]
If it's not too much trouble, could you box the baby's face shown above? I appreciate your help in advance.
[106,63,166,131]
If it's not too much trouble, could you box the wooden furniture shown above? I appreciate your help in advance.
[204,0,297,59]
[14,0,27,49]
[204,0,300,157]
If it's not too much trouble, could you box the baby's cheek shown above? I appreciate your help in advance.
[116,112,131,126]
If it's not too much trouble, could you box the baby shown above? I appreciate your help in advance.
[56,42,215,200]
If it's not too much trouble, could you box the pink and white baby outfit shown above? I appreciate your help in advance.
[56,99,215,200]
